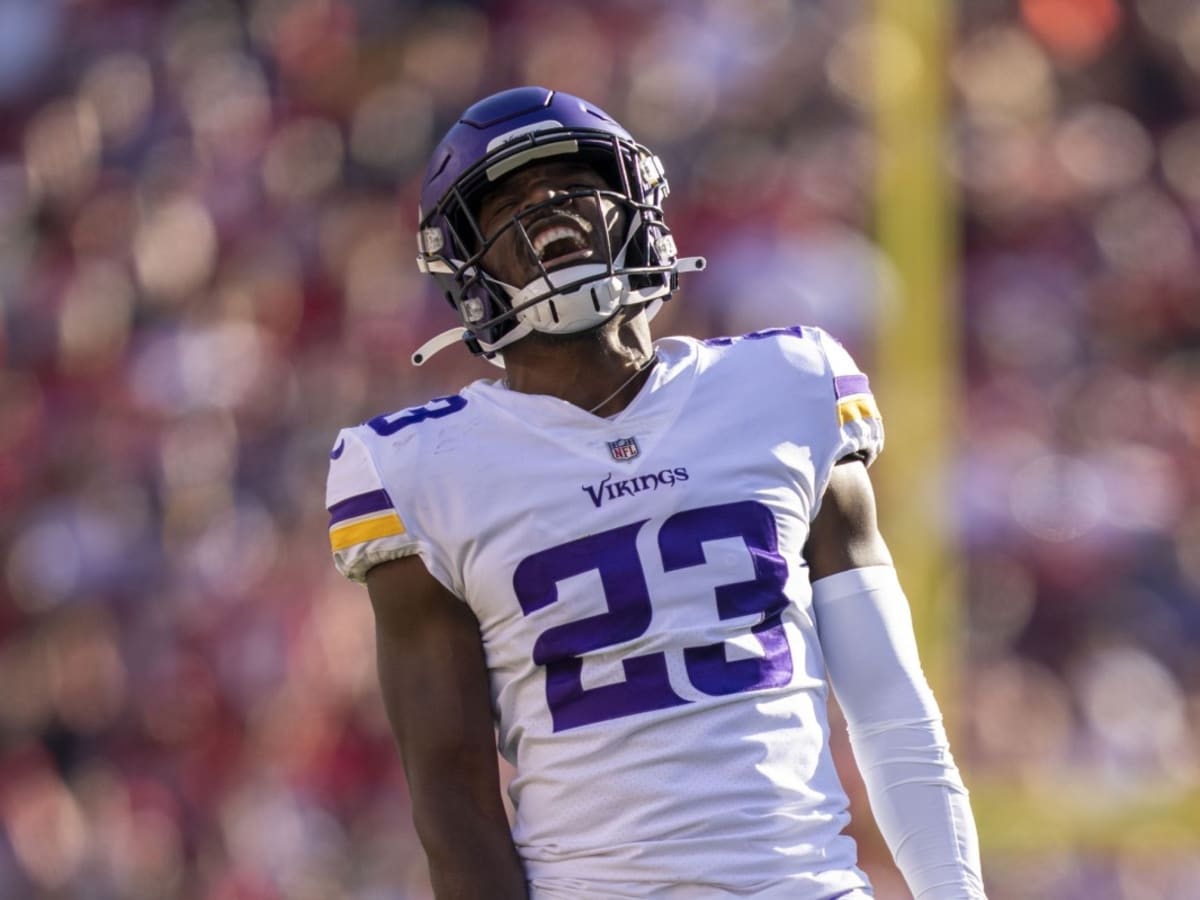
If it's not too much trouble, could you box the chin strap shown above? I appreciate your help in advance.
[411,328,476,366]
[411,255,707,368]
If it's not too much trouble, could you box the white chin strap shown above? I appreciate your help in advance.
[412,256,706,368]
[509,262,627,328]
[498,215,644,336]
[410,255,700,367]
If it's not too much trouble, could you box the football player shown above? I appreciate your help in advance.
[326,87,986,899]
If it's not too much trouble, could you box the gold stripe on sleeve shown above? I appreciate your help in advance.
[329,512,406,552]
[836,396,881,426]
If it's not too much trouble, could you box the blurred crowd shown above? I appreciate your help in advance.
[0,0,1197,897]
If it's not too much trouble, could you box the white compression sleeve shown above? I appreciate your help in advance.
[812,565,986,900]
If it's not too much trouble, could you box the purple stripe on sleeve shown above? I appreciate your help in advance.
[834,373,870,399]
[328,489,394,526]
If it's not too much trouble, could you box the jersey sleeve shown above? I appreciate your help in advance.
[325,427,419,583]
[813,327,884,467]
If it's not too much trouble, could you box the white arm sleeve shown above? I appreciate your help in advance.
[813,565,986,900]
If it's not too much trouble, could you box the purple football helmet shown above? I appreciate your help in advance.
[412,87,704,365]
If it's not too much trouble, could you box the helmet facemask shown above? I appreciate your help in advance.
[412,88,704,366]
[476,175,643,337]
[417,128,687,361]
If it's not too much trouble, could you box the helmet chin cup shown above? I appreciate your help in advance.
[509,264,627,334]
[408,254,708,367]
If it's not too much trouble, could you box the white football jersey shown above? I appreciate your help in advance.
[326,326,885,898]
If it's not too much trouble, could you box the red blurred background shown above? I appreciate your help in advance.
[0,1,1198,897]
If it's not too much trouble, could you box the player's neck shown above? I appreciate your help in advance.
[500,312,656,416]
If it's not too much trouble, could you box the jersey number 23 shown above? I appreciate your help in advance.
[513,500,796,731]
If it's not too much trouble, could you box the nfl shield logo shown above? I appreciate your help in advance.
[607,436,640,462]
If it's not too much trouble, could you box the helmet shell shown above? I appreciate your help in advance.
[420,87,632,223]
[416,87,679,355]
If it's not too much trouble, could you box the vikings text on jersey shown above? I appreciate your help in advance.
[327,326,885,898]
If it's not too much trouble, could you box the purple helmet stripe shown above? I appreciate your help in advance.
[328,489,395,526]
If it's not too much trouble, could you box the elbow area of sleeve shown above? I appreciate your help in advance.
[812,566,986,899]
[812,565,938,724]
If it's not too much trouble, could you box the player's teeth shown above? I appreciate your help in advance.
[533,227,584,257]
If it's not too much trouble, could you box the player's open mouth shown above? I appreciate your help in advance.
[529,216,594,269]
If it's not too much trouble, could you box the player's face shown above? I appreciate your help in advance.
[477,161,626,288]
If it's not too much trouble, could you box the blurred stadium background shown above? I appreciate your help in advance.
[0,0,1198,897]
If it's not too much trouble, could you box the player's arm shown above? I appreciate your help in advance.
[805,460,986,899]
[367,556,528,900]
